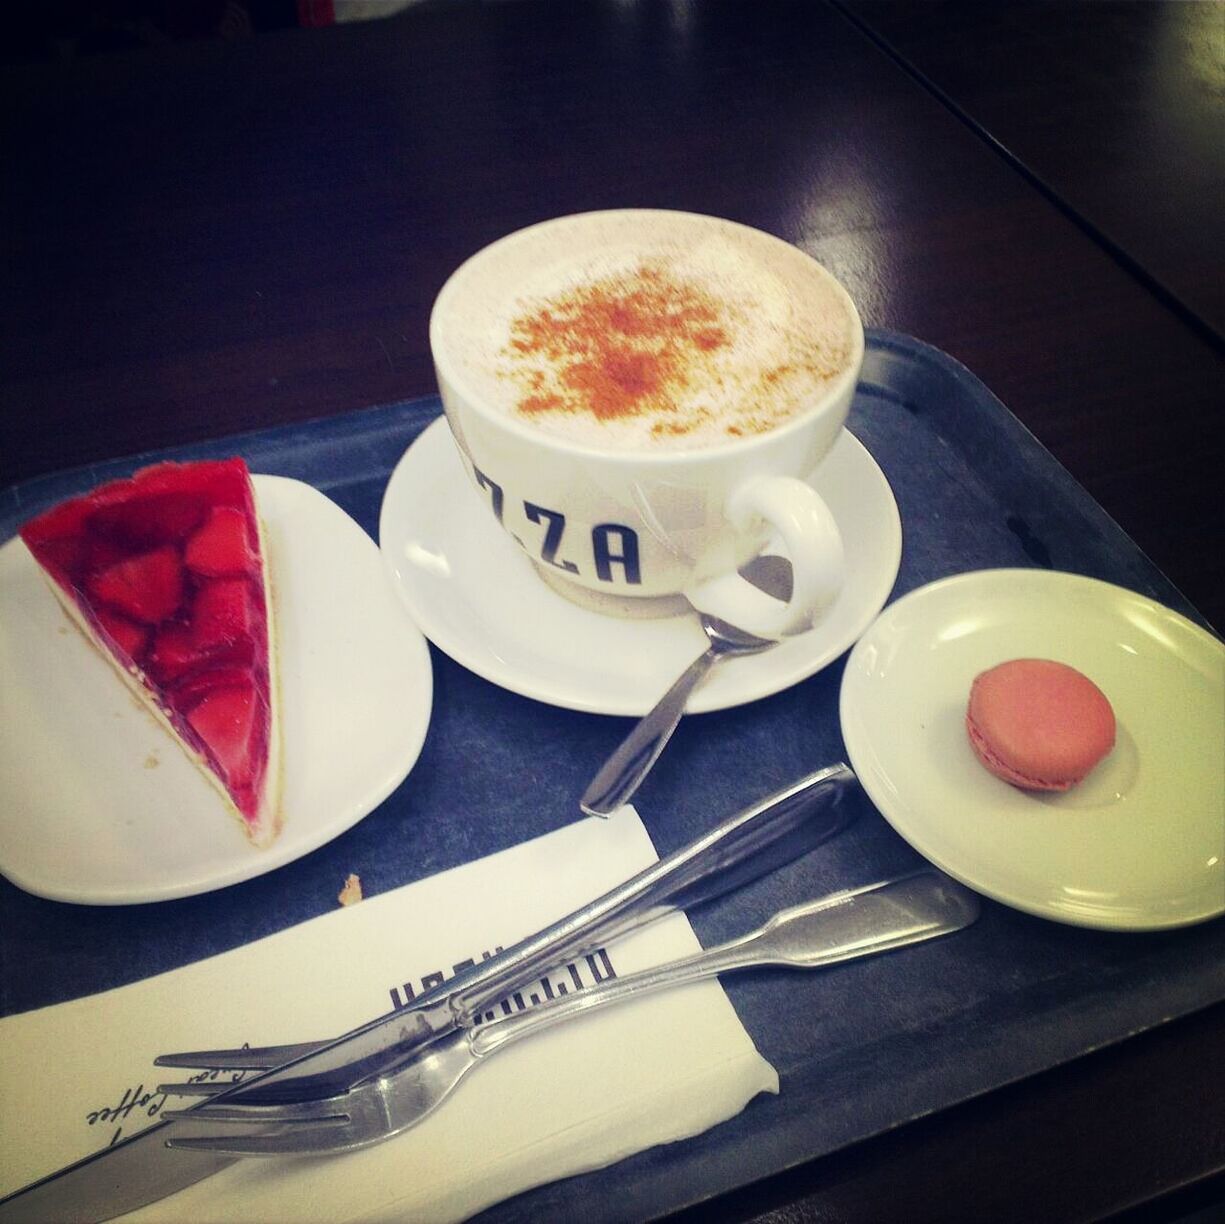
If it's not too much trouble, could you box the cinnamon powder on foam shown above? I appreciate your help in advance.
[498,258,845,446]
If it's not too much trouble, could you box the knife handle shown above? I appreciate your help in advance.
[449,762,857,1023]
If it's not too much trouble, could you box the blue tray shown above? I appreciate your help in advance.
[2,331,1222,1221]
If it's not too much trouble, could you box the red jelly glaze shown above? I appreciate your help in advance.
[20,459,273,825]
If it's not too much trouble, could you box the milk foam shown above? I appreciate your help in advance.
[436,216,854,452]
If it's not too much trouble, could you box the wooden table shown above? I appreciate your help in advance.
[2,3,1222,1220]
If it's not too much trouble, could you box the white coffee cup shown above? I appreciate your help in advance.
[429,210,864,638]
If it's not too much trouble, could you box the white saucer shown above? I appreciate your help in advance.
[840,568,1225,931]
[0,477,433,905]
[379,416,901,715]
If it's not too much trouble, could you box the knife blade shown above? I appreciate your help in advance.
[0,763,856,1223]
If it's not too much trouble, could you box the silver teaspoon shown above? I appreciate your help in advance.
[580,556,793,817]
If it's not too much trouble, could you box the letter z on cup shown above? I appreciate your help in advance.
[429,210,864,637]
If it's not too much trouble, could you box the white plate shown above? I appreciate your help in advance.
[840,568,1225,931]
[379,417,901,715]
[0,476,433,905]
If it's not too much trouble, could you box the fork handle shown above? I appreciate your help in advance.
[579,644,717,817]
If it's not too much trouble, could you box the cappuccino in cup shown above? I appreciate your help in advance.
[435,215,855,455]
[431,211,863,637]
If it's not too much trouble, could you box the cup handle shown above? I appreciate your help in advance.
[685,475,844,638]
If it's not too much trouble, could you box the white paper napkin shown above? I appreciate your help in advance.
[0,809,778,1222]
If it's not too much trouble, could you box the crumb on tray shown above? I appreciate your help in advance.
[338,873,363,906]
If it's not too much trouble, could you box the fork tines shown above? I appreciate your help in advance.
[154,1042,311,1072]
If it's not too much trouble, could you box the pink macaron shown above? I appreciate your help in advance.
[966,658,1116,792]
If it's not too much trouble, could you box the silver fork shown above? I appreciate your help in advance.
[156,870,979,1158]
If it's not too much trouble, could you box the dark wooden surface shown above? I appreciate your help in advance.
[842,0,1225,341]
[2,2,1223,1221]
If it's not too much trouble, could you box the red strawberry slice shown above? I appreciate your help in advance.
[191,578,258,652]
[148,623,205,683]
[85,534,132,575]
[88,491,208,549]
[94,607,149,662]
[87,546,184,625]
[150,619,257,688]
[186,683,258,788]
[173,666,252,709]
[185,506,258,578]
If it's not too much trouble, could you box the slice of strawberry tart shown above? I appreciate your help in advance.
[19,458,282,846]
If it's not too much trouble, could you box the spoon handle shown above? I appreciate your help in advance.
[469,871,979,1059]
[580,645,717,816]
